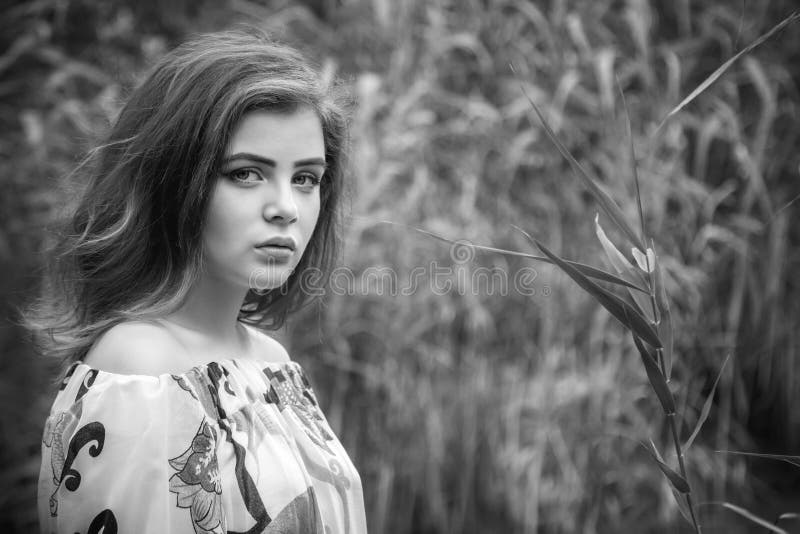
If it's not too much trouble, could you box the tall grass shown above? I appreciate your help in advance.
[2,0,799,532]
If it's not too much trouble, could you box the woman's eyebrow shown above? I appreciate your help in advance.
[294,157,327,168]
[223,153,326,168]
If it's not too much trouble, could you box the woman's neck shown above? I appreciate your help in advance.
[163,272,250,351]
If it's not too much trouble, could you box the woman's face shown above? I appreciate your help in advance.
[202,107,326,291]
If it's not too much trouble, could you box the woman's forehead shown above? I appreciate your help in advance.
[226,107,325,161]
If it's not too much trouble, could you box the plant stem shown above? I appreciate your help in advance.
[668,414,702,533]
[645,247,696,530]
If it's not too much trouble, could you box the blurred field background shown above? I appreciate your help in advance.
[2,0,799,532]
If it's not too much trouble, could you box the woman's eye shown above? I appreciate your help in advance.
[227,169,260,183]
[293,172,322,188]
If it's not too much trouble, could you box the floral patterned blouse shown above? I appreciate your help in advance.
[38,358,367,533]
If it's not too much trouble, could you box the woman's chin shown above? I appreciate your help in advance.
[247,265,295,293]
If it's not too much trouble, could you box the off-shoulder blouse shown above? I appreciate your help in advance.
[38,358,367,534]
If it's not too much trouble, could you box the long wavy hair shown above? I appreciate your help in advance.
[24,29,351,364]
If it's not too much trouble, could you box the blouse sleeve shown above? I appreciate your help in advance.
[38,364,224,534]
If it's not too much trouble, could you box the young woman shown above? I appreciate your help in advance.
[28,30,367,533]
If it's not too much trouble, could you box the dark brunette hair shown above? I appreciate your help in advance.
[26,29,350,362]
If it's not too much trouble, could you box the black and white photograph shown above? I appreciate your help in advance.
[1,1,799,532]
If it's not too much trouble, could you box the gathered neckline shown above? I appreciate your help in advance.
[69,357,303,382]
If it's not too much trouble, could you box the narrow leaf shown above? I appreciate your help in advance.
[617,79,663,341]
[554,259,648,293]
[657,462,690,494]
[670,489,692,524]
[513,74,646,252]
[617,76,648,246]
[717,450,800,469]
[652,246,673,379]
[595,213,636,271]
[640,441,690,493]
[715,502,789,534]
[684,353,730,451]
[514,227,662,347]
[633,334,676,415]
[595,215,654,321]
[631,247,656,273]
[656,11,800,131]
[648,438,664,462]
[378,220,650,292]
[776,513,800,525]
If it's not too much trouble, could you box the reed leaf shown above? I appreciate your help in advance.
[716,451,800,469]
[775,513,800,528]
[671,489,693,524]
[513,226,662,347]
[633,334,675,415]
[631,247,656,274]
[652,246,673,379]
[647,440,693,518]
[641,441,690,494]
[595,215,655,322]
[684,353,730,451]
[376,219,650,292]
[656,11,800,132]
[715,502,789,534]
[776,513,800,522]
[617,76,648,247]
[512,69,646,252]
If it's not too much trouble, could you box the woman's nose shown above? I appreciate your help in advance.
[262,181,299,224]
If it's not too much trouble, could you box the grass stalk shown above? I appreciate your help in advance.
[668,414,702,533]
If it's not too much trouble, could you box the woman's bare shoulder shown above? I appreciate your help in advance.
[83,320,191,376]
[242,324,291,363]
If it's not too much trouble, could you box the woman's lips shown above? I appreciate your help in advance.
[254,245,294,262]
